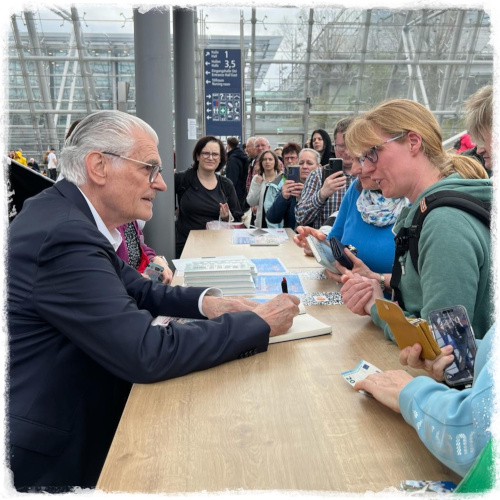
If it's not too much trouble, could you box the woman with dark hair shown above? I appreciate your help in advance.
[246,150,283,228]
[310,128,333,166]
[174,135,242,257]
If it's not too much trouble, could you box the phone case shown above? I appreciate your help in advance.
[375,299,441,359]
[329,236,353,270]
[428,306,476,387]
[285,166,300,183]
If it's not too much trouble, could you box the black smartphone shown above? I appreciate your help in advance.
[428,305,477,388]
[329,236,355,270]
[322,158,343,183]
[285,165,300,183]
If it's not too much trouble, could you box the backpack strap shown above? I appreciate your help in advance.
[390,190,490,311]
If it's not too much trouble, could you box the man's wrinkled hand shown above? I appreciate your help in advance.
[202,295,256,319]
[253,294,300,337]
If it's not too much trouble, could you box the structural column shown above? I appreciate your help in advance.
[134,7,176,261]
[173,8,197,172]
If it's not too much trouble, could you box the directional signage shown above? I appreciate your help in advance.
[204,49,242,142]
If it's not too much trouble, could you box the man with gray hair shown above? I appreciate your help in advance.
[7,110,299,491]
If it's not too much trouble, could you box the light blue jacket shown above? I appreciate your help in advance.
[399,324,494,477]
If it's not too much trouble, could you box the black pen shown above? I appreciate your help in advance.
[281,277,288,293]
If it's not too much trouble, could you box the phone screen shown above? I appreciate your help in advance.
[428,306,477,386]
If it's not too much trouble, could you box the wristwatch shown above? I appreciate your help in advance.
[379,274,385,291]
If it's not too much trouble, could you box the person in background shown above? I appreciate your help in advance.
[175,135,242,258]
[8,110,300,491]
[8,150,16,159]
[244,136,257,199]
[354,322,494,479]
[267,148,322,230]
[281,142,302,168]
[46,147,58,180]
[310,129,333,167]
[274,146,283,161]
[246,149,283,229]
[295,118,356,229]
[454,133,474,153]
[27,158,41,172]
[465,84,492,177]
[14,150,27,166]
[225,136,248,210]
[340,99,492,342]
[116,221,173,284]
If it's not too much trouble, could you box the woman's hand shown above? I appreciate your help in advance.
[399,343,455,382]
[150,256,173,284]
[340,271,383,316]
[354,370,414,413]
[219,202,230,221]
[334,248,372,278]
[282,180,304,200]
[293,226,326,256]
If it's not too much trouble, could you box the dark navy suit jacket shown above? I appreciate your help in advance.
[7,179,270,490]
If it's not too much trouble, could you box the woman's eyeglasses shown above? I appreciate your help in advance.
[200,152,220,160]
[358,133,407,167]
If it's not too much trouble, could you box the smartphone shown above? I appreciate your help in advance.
[329,236,355,270]
[306,235,341,274]
[322,158,344,184]
[285,165,300,183]
[428,305,477,387]
[144,261,164,282]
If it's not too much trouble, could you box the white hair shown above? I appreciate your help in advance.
[60,110,159,186]
[299,148,321,164]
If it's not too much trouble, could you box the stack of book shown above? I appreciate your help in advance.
[183,259,257,296]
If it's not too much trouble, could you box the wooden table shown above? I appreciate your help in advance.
[97,229,460,493]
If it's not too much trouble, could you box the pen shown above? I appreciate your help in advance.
[281,277,288,294]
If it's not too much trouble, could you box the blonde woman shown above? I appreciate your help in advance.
[340,99,492,341]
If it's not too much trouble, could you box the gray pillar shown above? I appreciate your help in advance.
[134,7,176,263]
[173,8,197,172]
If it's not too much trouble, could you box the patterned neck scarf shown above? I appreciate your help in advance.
[124,221,141,269]
[356,189,410,227]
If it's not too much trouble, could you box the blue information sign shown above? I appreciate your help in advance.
[204,49,242,142]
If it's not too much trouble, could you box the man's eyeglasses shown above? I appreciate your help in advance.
[102,152,163,183]
[333,143,347,150]
[358,133,407,167]
[200,152,220,160]
[284,155,298,161]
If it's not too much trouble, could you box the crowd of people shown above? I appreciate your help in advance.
[6,84,494,492]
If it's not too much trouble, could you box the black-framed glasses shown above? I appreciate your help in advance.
[200,152,220,160]
[358,133,407,167]
[284,155,298,161]
[101,151,163,183]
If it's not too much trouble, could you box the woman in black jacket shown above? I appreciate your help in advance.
[310,128,333,167]
[174,136,242,257]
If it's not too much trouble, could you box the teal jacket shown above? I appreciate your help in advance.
[371,174,492,340]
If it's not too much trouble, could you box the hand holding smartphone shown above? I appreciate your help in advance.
[428,306,477,387]
[322,158,344,184]
[285,165,300,183]
[144,261,164,282]
[329,236,355,270]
